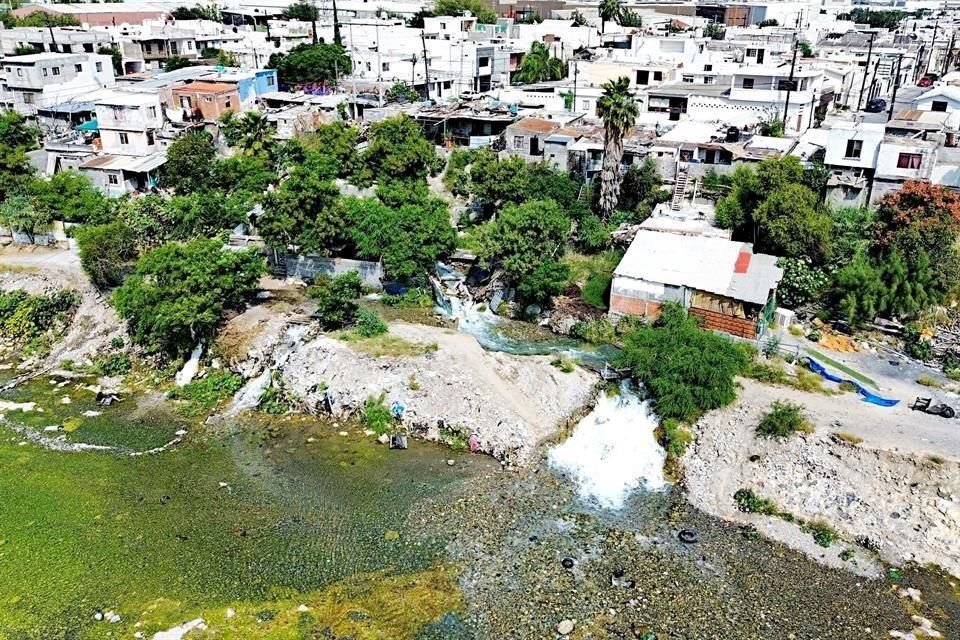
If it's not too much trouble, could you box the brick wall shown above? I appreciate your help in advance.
[609,294,661,319]
[690,306,756,339]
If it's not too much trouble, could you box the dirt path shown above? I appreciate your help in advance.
[685,379,960,577]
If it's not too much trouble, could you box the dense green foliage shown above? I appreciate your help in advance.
[355,308,388,338]
[269,43,351,85]
[616,304,750,421]
[308,271,364,330]
[596,77,639,219]
[756,401,812,438]
[776,256,829,309]
[113,239,265,356]
[259,164,340,252]
[0,11,80,27]
[168,370,244,416]
[841,8,904,29]
[385,82,420,103]
[75,221,137,288]
[362,392,394,434]
[361,115,442,184]
[171,4,220,19]
[29,171,111,224]
[0,110,39,201]
[282,1,319,21]
[160,131,216,193]
[513,42,565,84]
[0,289,79,348]
[219,110,276,156]
[431,0,496,23]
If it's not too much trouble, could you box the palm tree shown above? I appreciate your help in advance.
[222,111,276,156]
[596,76,639,219]
[599,0,622,34]
[514,42,567,84]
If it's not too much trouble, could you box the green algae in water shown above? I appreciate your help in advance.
[0,409,480,638]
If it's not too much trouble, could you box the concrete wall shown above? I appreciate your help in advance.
[286,255,384,289]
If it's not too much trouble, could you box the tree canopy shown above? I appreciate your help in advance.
[360,115,442,184]
[514,42,566,84]
[160,131,216,193]
[281,1,319,21]
[432,0,496,23]
[596,76,639,218]
[75,221,137,289]
[113,238,265,356]
[269,43,351,85]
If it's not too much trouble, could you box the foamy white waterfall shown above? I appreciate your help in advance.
[174,342,204,387]
[548,385,667,509]
[225,323,310,416]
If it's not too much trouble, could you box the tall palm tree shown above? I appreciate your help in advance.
[596,76,639,219]
[599,0,622,34]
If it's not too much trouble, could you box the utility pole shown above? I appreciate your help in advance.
[310,0,318,44]
[782,39,799,130]
[868,55,880,102]
[421,31,430,100]
[571,60,578,112]
[856,31,876,111]
[332,0,342,46]
[926,15,940,75]
[888,53,904,121]
[943,29,956,75]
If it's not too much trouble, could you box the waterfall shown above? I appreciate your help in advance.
[224,323,310,416]
[174,343,204,387]
[548,384,667,509]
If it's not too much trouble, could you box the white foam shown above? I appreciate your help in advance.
[174,342,204,387]
[548,386,667,509]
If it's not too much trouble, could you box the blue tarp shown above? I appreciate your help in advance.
[806,357,899,407]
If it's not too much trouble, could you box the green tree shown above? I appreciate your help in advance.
[0,110,39,149]
[360,115,441,184]
[0,195,51,242]
[163,56,195,72]
[75,221,137,288]
[385,81,420,103]
[165,190,249,240]
[28,171,111,224]
[298,121,361,178]
[432,0,496,23]
[220,110,275,156]
[599,0,622,33]
[282,1,319,21]
[97,45,123,75]
[617,157,662,212]
[270,43,351,85]
[116,194,173,249]
[113,238,265,356]
[615,303,749,421]
[160,131,216,193]
[514,42,566,84]
[341,195,455,279]
[3,11,80,27]
[308,271,364,329]
[468,149,529,212]
[753,184,832,261]
[479,199,570,295]
[596,76,639,219]
[0,110,39,200]
[829,206,874,267]
[258,165,341,252]
[210,155,276,204]
[171,4,219,20]
[704,22,725,40]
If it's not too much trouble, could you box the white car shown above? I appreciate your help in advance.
[460,89,483,100]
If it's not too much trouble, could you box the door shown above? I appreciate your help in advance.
[637,69,649,85]
[530,136,540,156]
[756,48,764,64]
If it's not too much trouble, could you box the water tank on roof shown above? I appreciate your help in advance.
[726,126,741,143]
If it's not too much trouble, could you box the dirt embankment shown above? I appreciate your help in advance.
[0,247,124,370]
[685,379,960,577]
[272,322,597,466]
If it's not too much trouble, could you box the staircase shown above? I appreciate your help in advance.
[671,170,688,211]
[577,182,592,204]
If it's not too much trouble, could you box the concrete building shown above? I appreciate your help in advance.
[171,81,240,122]
[610,230,783,339]
[0,27,113,57]
[2,52,115,116]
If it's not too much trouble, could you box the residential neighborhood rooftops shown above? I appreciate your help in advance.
[614,230,783,305]
[79,152,166,173]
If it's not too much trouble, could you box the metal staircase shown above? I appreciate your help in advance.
[671,170,688,210]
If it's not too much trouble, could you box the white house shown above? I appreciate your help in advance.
[2,52,115,116]
[914,85,960,113]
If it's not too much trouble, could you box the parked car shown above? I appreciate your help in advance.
[864,98,887,113]
[459,89,483,101]
[918,73,939,88]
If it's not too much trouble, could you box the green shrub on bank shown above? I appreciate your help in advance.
[616,303,749,421]
[0,289,79,348]
[168,370,244,416]
[757,401,812,438]
[363,392,393,434]
[355,309,388,338]
[659,418,693,457]
[734,488,779,515]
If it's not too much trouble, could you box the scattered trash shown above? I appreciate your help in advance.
[678,529,699,544]
[175,429,187,436]
[376,433,390,445]
[446,459,455,466]
[910,397,956,418]
[160,495,171,505]
[338,431,348,436]
[218,482,229,489]
[96,390,121,406]
[93,611,104,622]
[390,400,406,419]
[561,557,575,569]
[43,425,61,433]
[556,619,575,635]
[60,396,71,405]
[297,604,309,612]
[82,410,101,417]
[468,435,480,452]
[226,608,235,619]
[389,434,408,450]
[611,568,635,588]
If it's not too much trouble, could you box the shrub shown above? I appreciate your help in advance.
[793,367,826,393]
[833,431,863,445]
[733,488,779,515]
[742,360,790,385]
[571,316,617,345]
[616,303,749,421]
[659,418,693,457]
[258,372,298,415]
[362,392,393,434]
[308,271,364,330]
[788,325,805,337]
[88,352,132,376]
[550,355,576,373]
[805,519,839,547]
[168,370,244,416]
[838,381,858,393]
[355,308,388,338]
[381,288,433,308]
[757,401,812,438]
[916,375,942,388]
[75,221,137,288]
[581,272,611,309]
[0,289,79,347]
[903,324,933,361]
[761,335,781,358]
[806,328,822,342]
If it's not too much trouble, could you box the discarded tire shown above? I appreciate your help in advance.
[678,529,699,544]
[561,557,575,569]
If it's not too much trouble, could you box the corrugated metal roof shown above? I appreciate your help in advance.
[613,230,782,305]
[80,152,166,173]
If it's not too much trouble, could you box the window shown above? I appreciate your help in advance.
[62,44,72,53]
[3,67,9,73]
[741,78,754,89]
[147,131,155,145]
[205,96,213,102]
[897,152,923,169]
[932,100,949,112]
[119,132,129,144]
[267,75,275,86]
[145,43,152,54]
[513,135,524,149]
[95,61,103,72]
[22,92,34,104]
[84,43,93,53]
[108,174,119,185]
[51,66,60,76]
[653,71,663,81]
[225,98,231,109]
[42,68,48,77]
[440,22,446,29]
[75,64,83,72]
[746,48,758,57]
[704,64,713,71]
[382,62,389,72]
[187,41,194,50]
[171,42,179,55]
[478,56,490,66]
[148,106,157,117]
[682,75,694,83]
[844,139,862,159]
[16,69,22,77]
[581,99,589,110]
[704,76,715,84]
[365,62,371,71]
